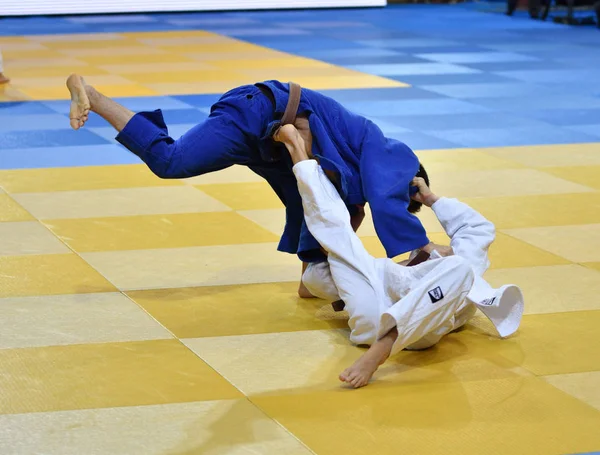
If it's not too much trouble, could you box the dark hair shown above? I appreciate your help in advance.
[408,163,429,214]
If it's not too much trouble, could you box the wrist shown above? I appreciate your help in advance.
[424,194,439,207]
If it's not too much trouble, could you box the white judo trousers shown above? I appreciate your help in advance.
[295,160,523,355]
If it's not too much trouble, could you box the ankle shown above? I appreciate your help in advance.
[86,85,99,110]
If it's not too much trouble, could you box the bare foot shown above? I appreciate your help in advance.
[0,73,9,84]
[298,281,316,298]
[339,355,381,389]
[339,327,397,389]
[66,73,90,130]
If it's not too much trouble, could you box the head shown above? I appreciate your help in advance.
[408,163,429,214]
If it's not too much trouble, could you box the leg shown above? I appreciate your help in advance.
[276,125,385,345]
[66,74,267,180]
[340,256,475,389]
[67,73,133,131]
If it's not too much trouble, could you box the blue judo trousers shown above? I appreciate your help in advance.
[116,80,429,263]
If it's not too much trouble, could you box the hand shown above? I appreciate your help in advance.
[422,242,453,257]
[411,177,439,207]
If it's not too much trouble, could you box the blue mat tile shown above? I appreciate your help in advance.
[323,54,433,66]
[0,144,141,169]
[162,109,208,125]
[471,95,600,111]
[355,38,464,48]
[416,51,538,63]
[344,99,490,117]
[0,102,58,116]
[375,112,552,131]
[393,73,520,86]
[526,109,600,126]
[0,129,110,149]
[421,82,557,99]
[0,114,70,132]
[172,94,222,109]
[426,126,599,147]
[319,87,446,103]
[565,125,600,139]
[386,132,462,150]
[348,62,479,76]
[463,60,571,72]
[497,69,600,84]
[295,48,403,59]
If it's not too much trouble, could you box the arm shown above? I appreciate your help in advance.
[412,178,495,277]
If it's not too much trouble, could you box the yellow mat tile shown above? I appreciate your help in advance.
[482,143,600,168]
[196,182,285,210]
[273,74,407,90]
[543,371,600,411]
[47,211,278,252]
[8,65,110,78]
[153,42,263,54]
[14,74,132,88]
[0,339,241,415]
[252,377,600,455]
[31,32,126,42]
[4,57,90,69]
[101,61,215,74]
[0,85,31,102]
[15,84,157,101]
[1,49,64,59]
[503,224,600,263]
[81,242,299,291]
[40,38,139,49]
[0,164,180,193]
[463,192,600,229]
[0,400,313,455]
[0,42,49,51]
[582,262,600,272]
[124,69,247,85]
[181,165,264,185]
[135,35,233,46]
[0,254,116,298]
[184,328,521,396]
[485,232,571,268]
[128,282,347,339]
[13,186,228,219]
[77,53,197,66]
[239,208,289,236]
[0,37,30,45]
[242,66,370,79]
[146,80,256,96]
[213,57,333,70]
[124,30,216,39]
[0,192,33,222]
[542,165,600,190]
[484,264,600,315]
[184,50,292,62]
[0,221,69,256]
[0,293,171,349]
[416,148,524,173]
[433,169,594,199]
[491,310,600,376]
[57,46,167,57]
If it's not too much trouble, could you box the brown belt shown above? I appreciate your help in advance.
[280,81,302,125]
[331,251,431,312]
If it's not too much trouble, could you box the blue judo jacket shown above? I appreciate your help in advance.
[116,80,429,263]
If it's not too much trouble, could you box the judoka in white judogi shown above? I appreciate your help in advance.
[275,124,524,388]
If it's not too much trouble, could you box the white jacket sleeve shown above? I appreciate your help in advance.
[431,197,495,277]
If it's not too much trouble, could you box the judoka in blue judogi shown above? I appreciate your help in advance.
[66,75,431,295]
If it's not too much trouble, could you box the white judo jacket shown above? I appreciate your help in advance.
[297,160,524,355]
